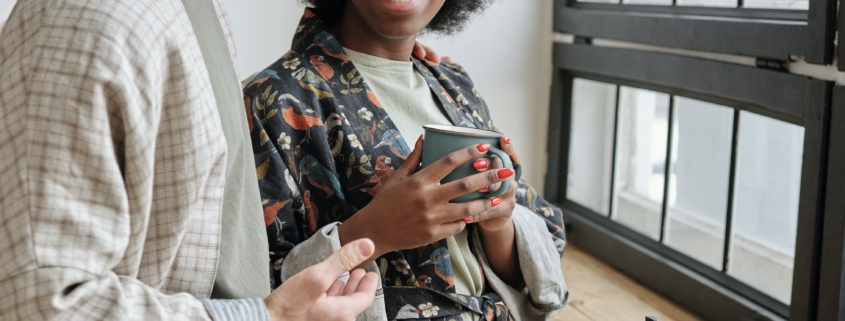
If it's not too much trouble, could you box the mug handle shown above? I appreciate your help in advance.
[480,147,513,197]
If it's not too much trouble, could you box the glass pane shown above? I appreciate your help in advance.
[578,0,620,3]
[677,0,737,7]
[664,97,733,269]
[567,79,618,215]
[729,111,803,304]
[612,87,670,240]
[743,0,809,9]
[622,0,673,5]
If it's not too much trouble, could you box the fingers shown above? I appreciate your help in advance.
[438,220,468,238]
[326,279,346,297]
[313,238,375,290]
[412,42,427,61]
[436,198,490,222]
[342,269,367,296]
[413,42,442,64]
[487,157,505,191]
[472,158,489,171]
[500,136,521,164]
[438,168,514,201]
[467,184,517,224]
[418,143,493,180]
[395,135,424,177]
[442,55,454,63]
[331,272,379,318]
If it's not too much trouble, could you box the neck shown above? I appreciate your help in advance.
[330,11,416,61]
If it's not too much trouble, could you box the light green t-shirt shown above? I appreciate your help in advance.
[345,47,483,321]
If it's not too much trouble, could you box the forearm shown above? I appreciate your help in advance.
[0,267,218,321]
[479,220,524,289]
[337,214,384,269]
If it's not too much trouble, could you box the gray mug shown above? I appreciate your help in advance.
[421,125,513,203]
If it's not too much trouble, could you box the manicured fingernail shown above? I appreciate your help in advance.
[416,135,423,145]
[490,197,502,207]
[476,143,491,152]
[497,168,515,179]
[502,136,511,144]
[463,216,474,223]
[479,186,489,192]
[473,159,488,170]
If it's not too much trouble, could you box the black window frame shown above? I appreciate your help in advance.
[555,0,836,64]
[817,86,845,320]
[545,42,837,320]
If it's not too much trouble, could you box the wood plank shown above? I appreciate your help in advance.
[553,245,702,321]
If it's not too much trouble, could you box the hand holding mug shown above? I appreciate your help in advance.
[338,135,515,263]
[468,135,519,232]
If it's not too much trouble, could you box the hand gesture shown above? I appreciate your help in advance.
[264,239,379,321]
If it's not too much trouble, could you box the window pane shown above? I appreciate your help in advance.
[622,0,673,5]
[743,0,809,9]
[578,0,620,3]
[567,79,617,215]
[729,111,803,304]
[665,97,733,269]
[612,87,670,240]
[677,0,737,7]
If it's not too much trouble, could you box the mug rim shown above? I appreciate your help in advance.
[423,125,503,138]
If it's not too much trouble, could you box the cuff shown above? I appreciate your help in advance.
[201,298,271,321]
[511,205,569,311]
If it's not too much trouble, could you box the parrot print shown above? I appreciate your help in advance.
[244,9,565,321]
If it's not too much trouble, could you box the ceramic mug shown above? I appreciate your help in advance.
[421,124,513,203]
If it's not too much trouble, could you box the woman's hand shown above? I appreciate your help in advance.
[469,136,524,288]
[338,136,515,264]
[468,136,519,232]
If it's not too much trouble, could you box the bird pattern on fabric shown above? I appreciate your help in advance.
[244,8,565,321]
[419,247,455,290]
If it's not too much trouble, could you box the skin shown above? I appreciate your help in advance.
[265,239,380,321]
[332,0,524,290]
[261,7,449,321]
[331,0,446,61]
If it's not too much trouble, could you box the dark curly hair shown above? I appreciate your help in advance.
[301,0,494,35]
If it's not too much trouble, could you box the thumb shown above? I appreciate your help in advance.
[395,135,423,177]
[314,238,375,286]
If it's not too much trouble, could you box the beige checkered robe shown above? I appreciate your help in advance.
[0,0,243,319]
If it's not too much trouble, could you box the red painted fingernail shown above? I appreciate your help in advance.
[476,143,491,152]
[479,186,489,192]
[473,159,488,170]
[497,168,515,179]
[502,136,511,144]
[463,216,474,223]
[490,197,502,207]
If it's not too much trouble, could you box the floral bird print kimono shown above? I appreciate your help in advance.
[244,9,566,321]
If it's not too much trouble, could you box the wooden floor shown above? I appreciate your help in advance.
[552,245,703,321]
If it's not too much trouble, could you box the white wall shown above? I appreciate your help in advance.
[223,0,554,188]
[418,0,554,188]
[0,0,554,190]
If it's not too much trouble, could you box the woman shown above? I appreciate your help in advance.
[244,1,567,320]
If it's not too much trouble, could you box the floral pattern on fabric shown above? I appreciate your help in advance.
[244,9,565,320]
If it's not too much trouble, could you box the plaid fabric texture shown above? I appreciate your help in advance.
[0,0,243,319]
